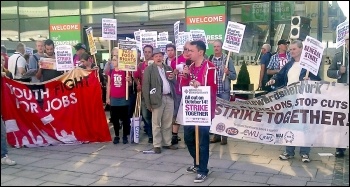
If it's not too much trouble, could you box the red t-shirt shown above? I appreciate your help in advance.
[109,69,129,98]
[170,54,189,95]
[133,61,148,86]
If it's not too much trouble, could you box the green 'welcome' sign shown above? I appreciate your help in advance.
[186,6,226,55]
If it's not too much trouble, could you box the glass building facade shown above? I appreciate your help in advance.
[1,1,347,85]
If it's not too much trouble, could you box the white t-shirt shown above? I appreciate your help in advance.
[287,61,301,86]
[8,52,27,79]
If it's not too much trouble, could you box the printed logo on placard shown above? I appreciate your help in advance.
[184,89,189,94]
[259,133,275,143]
[275,133,284,144]
[225,127,239,135]
[284,131,294,143]
[216,123,225,133]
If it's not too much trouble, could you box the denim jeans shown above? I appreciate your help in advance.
[217,92,231,101]
[213,92,230,140]
[184,125,210,175]
[1,117,8,158]
[286,146,311,156]
[141,99,152,138]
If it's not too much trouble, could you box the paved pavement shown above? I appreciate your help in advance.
[1,118,348,186]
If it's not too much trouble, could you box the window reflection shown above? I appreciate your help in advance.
[19,1,48,18]
[49,1,80,16]
[81,14,114,24]
[20,18,49,42]
[115,12,148,23]
[1,1,18,19]
[115,1,148,13]
[150,9,185,21]
[230,4,268,63]
[149,1,185,11]
[187,1,226,8]
[1,19,19,41]
[81,1,113,15]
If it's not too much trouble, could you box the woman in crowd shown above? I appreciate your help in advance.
[106,55,132,144]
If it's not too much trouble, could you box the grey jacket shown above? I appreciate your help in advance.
[142,63,176,110]
[210,53,237,93]
[327,51,349,83]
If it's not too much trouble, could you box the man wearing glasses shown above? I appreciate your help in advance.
[327,33,349,158]
[169,41,191,145]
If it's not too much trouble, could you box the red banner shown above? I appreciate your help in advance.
[1,69,111,147]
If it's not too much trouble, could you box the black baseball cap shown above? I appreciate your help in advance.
[74,43,87,50]
[277,39,290,45]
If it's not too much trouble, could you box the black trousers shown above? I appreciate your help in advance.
[110,105,130,138]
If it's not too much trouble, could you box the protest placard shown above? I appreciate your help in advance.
[55,45,74,71]
[118,40,138,71]
[25,47,33,55]
[102,18,117,40]
[190,30,209,49]
[336,20,349,49]
[177,32,193,51]
[39,58,57,70]
[157,40,172,58]
[140,31,157,50]
[158,32,169,41]
[300,36,324,76]
[174,21,180,48]
[182,86,211,126]
[85,27,97,55]
[222,21,246,53]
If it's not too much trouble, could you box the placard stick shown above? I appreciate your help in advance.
[109,40,112,62]
[304,70,310,79]
[175,51,178,80]
[195,125,199,165]
[343,45,346,66]
[222,51,231,81]
[126,70,129,100]
[93,54,100,83]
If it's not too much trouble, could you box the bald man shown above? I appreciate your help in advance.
[259,44,272,92]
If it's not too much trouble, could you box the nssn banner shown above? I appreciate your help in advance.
[1,69,112,148]
[211,81,349,148]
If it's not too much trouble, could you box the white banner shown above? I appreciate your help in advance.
[158,32,169,41]
[182,86,211,126]
[336,20,349,49]
[174,21,180,48]
[177,32,193,52]
[222,21,246,53]
[190,30,209,49]
[211,81,349,148]
[54,45,74,71]
[102,18,117,40]
[300,36,324,76]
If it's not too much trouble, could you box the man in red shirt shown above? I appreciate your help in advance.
[183,40,217,183]
[134,45,154,143]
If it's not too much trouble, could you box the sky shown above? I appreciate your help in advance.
[336,1,349,20]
